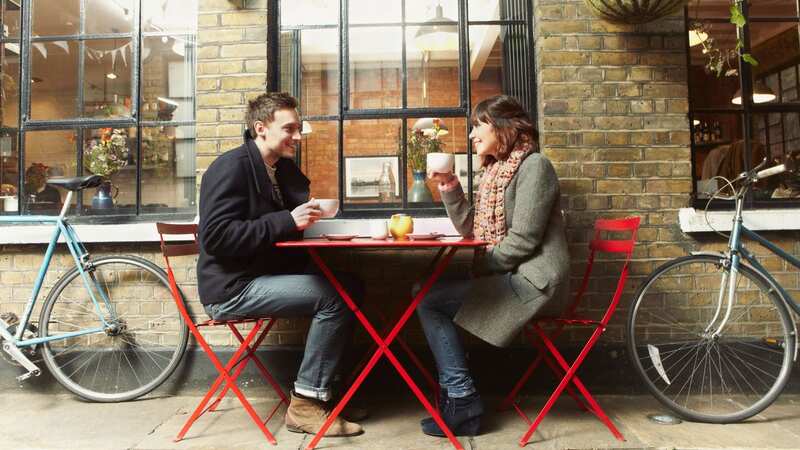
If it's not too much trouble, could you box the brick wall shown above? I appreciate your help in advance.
[3,0,799,354]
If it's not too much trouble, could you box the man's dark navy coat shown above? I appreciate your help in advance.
[197,133,310,306]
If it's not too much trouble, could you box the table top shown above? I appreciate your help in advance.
[276,236,487,248]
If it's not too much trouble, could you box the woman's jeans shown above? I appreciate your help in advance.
[416,276,476,399]
[204,269,363,402]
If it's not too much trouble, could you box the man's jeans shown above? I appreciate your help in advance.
[204,270,364,402]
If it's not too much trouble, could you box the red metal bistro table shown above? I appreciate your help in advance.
[276,237,487,450]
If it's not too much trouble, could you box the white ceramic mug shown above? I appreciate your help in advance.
[369,219,389,240]
[316,198,339,218]
[427,152,454,174]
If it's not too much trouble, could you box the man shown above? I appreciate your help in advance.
[197,92,363,436]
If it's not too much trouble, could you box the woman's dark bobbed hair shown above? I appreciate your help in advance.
[471,95,538,165]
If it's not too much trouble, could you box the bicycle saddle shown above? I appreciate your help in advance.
[46,175,104,191]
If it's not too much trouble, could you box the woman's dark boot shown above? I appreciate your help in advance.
[420,391,483,437]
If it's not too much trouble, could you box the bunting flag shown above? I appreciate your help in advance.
[85,42,132,65]
[52,41,70,54]
[32,42,47,59]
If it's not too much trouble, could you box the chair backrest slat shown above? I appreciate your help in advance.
[590,239,633,254]
[163,242,200,257]
[156,222,198,235]
[594,217,640,232]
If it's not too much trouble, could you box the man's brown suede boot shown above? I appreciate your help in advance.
[285,391,363,436]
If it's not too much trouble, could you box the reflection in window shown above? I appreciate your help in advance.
[349,27,403,109]
[84,39,133,118]
[24,130,78,214]
[32,0,80,36]
[688,5,800,206]
[141,35,196,122]
[5,0,197,217]
[279,0,533,215]
[141,125,196,212]
[30,41,80,120]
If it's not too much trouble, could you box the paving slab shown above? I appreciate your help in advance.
[2,390,799,450]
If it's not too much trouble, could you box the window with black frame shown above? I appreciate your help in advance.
[0,0,197,218]
[688,0,800,208]
[275,0,534,217]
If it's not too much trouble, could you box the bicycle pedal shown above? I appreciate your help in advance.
[16,369,40,383]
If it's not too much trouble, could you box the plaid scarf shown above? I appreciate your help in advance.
[473,141,533,246]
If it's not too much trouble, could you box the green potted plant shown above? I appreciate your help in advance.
[84,128,129,209]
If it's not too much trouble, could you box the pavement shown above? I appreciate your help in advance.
[1,388,799,450]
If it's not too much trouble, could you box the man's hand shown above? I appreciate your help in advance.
[291,199,322,230]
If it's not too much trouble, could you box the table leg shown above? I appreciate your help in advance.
[305,247,464,450]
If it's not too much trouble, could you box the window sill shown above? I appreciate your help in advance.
[679,207,800,232]
[0,216,458,244]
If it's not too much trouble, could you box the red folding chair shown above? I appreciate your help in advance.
[498,216,640,447]
[156,222,289,445]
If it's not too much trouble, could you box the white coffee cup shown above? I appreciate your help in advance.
[316,199,339,218]
[368,219,389,240]
[427,152,454,174]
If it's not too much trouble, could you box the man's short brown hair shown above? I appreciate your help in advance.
[245,92,298,138]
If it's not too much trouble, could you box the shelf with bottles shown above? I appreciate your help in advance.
[691,119,725,147]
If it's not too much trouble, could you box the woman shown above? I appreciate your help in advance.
[418,95,569,437]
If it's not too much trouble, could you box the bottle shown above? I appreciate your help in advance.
[713,121,721,141]
[702,122,709,143]
[377,161,394,202]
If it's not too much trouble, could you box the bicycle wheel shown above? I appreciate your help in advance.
[627,254,795,423]
[39,255,189,402]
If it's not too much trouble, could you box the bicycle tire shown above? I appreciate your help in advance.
[39,255,189,402]
[627,254,795,423]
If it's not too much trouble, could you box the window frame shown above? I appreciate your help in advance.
[0,0,197,223]
[687,1,800,210]
[269,0,536,218]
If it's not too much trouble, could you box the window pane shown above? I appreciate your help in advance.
[83,126,136,215]
[689,23,741,108]
[692,113,742,199]
[143,0,198,33]
[349,27,401,109]
[2,0,22,38]
[30,41,80,120]
[1,41,20,127]
[84,39,133,118]
[749,22,799,105]
[281,0,338,27]
[751,113,796,200]
[406,25,460,108]
[406,0,458,23]
[687,0,732,20]
[300,120,339,200]
[407,116,470,206]
[301,29,339,116]
[748,0,799,18]
[32,0,79,36]
[348,0,400,24]
[24,129,77,214]
[469,25,503,106]
[141,36,195,122]
[141,125,196,212]
[343,119,401,206]
[0,131,19,213]
[469,0,527,21]
[86,0,133,35]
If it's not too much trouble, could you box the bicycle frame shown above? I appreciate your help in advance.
[0,191,116,349]
[704,189,800,361]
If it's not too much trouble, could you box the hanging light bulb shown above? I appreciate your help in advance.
[414,4,458,52]
[731,80,777,105]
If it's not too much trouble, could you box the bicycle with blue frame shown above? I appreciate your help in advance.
[627,157,799,423]
[0,175,189,402]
